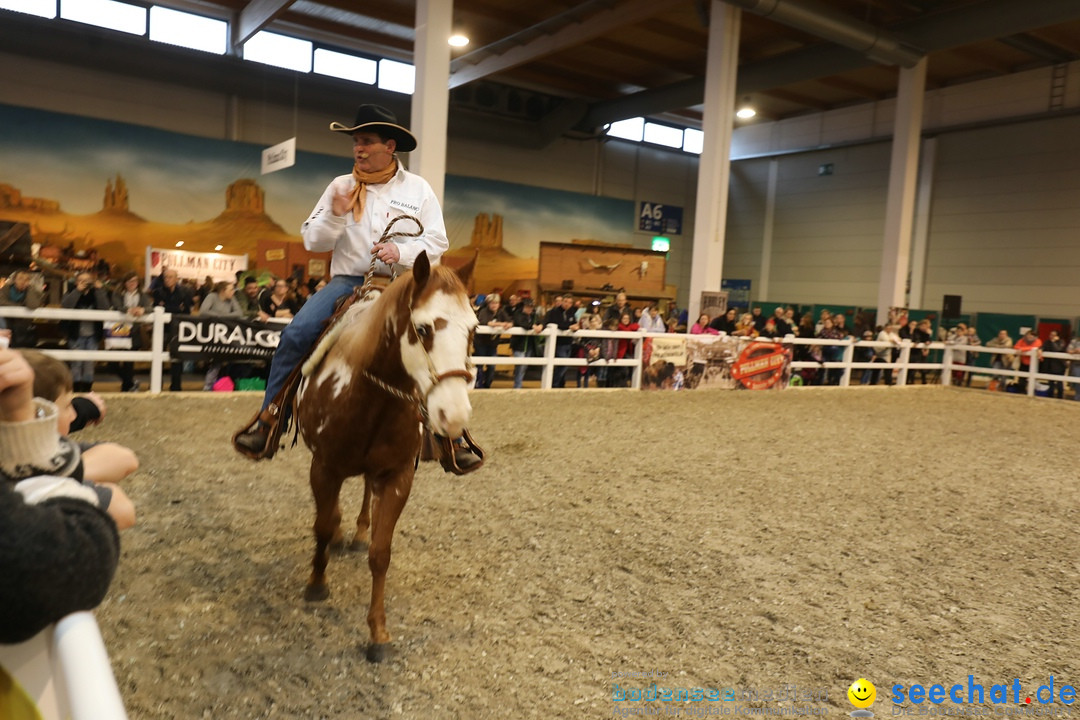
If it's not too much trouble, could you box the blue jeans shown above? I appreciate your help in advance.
[71,335,97,384]
[513,350,527,388]
[261,275,363,414]
[474,338,498,388]
[553,343,572,388]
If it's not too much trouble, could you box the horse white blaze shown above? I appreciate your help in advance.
[401,289,476,438]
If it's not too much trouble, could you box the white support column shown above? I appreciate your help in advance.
[412,0,452,205]
[688,1,741,323]
[908,137,937,311]
[876,56,927,327]
[758,158,779,301]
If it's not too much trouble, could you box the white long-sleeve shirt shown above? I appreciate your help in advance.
[301,164,449,278]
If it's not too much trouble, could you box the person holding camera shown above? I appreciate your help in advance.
[60,271,111,392]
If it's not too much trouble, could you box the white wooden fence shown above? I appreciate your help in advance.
[0,612,128,720]
[2,306,1076,396]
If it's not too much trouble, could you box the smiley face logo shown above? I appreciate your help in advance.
[848,679,876,710]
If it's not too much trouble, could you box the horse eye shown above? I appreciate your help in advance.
[416,324,430,338]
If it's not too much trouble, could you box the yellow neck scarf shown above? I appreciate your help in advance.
[347,159,399,221]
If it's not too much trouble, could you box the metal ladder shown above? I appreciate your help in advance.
[1049,63,1068,111]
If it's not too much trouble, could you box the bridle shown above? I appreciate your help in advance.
[361,362,474,426]
[359,215,474,425]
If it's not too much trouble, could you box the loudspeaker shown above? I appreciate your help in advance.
[942,295,962,319]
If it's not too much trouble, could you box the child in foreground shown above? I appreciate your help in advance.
[19,350,137,530]
[0,347,120,643]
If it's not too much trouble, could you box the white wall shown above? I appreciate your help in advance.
[924,114,1080,316]
[722,159,768,292]
[731,60,1080,160]
[765,143,891,306]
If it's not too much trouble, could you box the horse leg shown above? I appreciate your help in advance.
[365,469,413,663]
[305,457,343,602]
[348,480,372,552]
[329,497,346,550]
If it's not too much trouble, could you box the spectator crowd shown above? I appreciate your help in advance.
[462,291,1080,396]
[0,266,327,393]
[3,268,1079,398]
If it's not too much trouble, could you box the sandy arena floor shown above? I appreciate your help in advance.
[80,387,1079,719]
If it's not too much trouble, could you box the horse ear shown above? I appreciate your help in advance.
[412,250,431,297]
[453,250,478,291]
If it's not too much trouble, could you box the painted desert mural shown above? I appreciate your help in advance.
[0,102,641,295]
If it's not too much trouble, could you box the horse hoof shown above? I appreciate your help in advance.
[347,539,369,553]
[366,642,393,663]
[303,584,330,602]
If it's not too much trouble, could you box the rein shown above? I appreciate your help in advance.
[360,214,425,299]
[357,214,474,427]
[361,368,474,425]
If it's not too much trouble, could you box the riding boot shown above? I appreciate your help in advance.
[233,408,280,460]
[451,434,484,473]
[420,428,485,474]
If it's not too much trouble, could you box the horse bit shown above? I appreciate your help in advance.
[359,214,475,425]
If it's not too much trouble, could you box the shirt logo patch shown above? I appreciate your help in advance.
[388,199,420,213]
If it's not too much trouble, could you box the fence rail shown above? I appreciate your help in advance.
[3,306,1076,395]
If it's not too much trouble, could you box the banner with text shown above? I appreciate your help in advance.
[641,335,791,391]
[169,315,282,361]
[147,247,249,286]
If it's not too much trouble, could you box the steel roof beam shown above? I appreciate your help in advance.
[448,0,684,89]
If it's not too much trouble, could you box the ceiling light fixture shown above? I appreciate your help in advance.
[736,96,756,119]
[448,34,469,48]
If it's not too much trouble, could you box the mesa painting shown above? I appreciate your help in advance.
[0,175,292,276]
[0,102,638,294]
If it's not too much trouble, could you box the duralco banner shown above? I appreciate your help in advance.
[169,315,282,361]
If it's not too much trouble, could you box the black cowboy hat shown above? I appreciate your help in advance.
[329,104,417,152]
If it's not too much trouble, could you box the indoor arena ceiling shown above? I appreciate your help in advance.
[6,0,1080,146]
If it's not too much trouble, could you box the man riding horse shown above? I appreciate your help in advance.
[233,104,483,472]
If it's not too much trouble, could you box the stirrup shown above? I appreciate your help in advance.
[420,428,485,475]
[444,428,485,475]
[232,405,284,461]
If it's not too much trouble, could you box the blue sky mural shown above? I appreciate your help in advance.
[0,102,339,229]
[0,102,636,260]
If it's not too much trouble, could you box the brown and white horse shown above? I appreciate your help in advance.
[295,251,476,662]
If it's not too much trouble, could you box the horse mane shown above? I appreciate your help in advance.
[317,263,468,376]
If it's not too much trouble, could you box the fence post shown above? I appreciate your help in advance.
[150,307,166,394]
[540,325,557,390]
[630,332,646,389]
[840,339,855,387]
[942,344,953,387]
[897,340,912,386]
[1027,348,1039,397]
